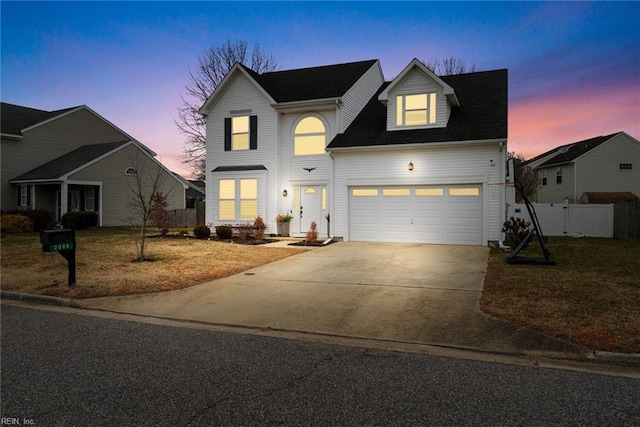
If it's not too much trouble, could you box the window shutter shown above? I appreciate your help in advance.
[249,115,258,150]
[224,118,231,151]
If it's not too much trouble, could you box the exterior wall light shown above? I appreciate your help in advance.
[408,162,414,171]
[283,189,288,197]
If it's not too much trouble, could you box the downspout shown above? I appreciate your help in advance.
[573,161,577,203]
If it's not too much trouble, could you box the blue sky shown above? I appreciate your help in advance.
[2,1,639,178]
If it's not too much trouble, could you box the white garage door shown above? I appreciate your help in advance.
[349,185,482,245]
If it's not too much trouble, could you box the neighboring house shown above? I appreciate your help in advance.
[200,58,508,245]
[1,102,186,226]
[523,132,640,204]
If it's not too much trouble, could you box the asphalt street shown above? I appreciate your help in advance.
[1,304,639,426]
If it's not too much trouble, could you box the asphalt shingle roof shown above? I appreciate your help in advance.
[1,102,79,136]
[10,141,129,182]
[327,69,508,149]
[536,133,620,168]
[241,59,378,103]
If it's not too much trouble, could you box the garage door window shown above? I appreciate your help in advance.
[352,189,379,196]
[383,188,410,196]
[416,188,444,196]
[449,188,480,196]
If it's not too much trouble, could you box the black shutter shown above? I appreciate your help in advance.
[249,115,258,150]
[224,117,231,151]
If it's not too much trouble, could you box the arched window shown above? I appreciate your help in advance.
[294,117,326,156]
[125,167,138,176]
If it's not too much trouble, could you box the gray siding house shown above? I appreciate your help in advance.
[524,132,640,204]
[200,58,509,246]
[1,103,186,226]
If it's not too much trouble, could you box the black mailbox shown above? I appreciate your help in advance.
[40,229,75,245]
[39,229,76,285]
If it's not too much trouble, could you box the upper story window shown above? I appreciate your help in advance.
[619,163,633,170]
[294,117,326,156]
[231,116,249,150]
[396,93,437,127]
[540,170,547,186]
[225,115,257,151]
[125,167,137,176]
[556,167,563,184]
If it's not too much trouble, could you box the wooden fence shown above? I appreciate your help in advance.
[614,200,640,241]
[166,201,205,228]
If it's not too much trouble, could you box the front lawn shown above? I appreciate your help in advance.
[481,237,640,354]
[0,228,306,299]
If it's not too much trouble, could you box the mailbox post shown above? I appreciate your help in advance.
[40,229,76,286]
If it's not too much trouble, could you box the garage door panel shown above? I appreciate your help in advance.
[350,185,482,245]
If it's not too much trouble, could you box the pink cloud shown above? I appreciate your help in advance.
[509,84,640,159]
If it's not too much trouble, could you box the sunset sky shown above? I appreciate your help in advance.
[2,1,639,178]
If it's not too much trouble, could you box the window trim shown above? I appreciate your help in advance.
[396,93,436,127]
[19,185,28,206]
[224,115,257,151]
[217,178,258,221]
[556,167,563,184]
[294,115,326,156]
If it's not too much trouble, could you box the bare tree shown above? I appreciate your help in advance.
[125,153,172,261]
[509,152,539,203]
[425,56,478,75]
[176,40,278,179]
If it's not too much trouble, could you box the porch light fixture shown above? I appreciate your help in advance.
[282,189,288,197]
[408,162,414,171]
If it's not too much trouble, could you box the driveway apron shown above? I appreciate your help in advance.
[79,242,584,357]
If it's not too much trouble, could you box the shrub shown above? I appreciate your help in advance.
[502,216,532,249]
[215,225,233,239]
[3,210,54,231]
[254,216,266,241]
[1,214,33,233]
[276,213,293,223]
[236,223,253,240]
[61,211,98,230]
[193,225,211,239]
[306,221,318,244]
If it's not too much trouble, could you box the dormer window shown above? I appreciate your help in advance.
[396,93,437,127]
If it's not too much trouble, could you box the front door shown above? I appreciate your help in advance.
[300,185,323,234]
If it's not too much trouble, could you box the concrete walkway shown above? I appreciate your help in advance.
[77,242,588,359]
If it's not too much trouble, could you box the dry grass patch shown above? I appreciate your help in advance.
[481,237,640,353]
[1,228,306,299]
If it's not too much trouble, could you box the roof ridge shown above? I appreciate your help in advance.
[262,59,378,76]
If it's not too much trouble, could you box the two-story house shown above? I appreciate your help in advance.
[200,58,508,246]
[1,102,186,226]
[523,132,640,204]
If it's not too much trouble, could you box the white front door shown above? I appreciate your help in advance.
[299,185,325,234]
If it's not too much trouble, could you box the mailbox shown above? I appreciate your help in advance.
[39,229,76,285]
[40,229,75,252]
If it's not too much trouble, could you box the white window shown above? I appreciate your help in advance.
[85,187,95,211]
[218,178,258,221]
[396,93,437,126]
[294,117,326,156]
[19,185,28,206]
[218,180,235,220]
[556,167,563,184]
[232,116,249,150]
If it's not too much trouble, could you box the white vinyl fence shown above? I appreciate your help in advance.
[507,202,614,238]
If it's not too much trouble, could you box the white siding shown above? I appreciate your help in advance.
[332,142,506,245]
[205,72,279,230]
[341,62,384,132]
[386,68,450,131]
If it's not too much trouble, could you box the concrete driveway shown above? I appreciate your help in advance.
[79,242,585,357]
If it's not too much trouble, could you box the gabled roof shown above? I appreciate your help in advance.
[327,69,508,149]
[378,58,459,107]
[200,60,378,113]
[1,102,79,137]
[10,141,130,182]
[531,133,623,168]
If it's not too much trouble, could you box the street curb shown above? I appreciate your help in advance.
[593,351,640,367]
[1,291,74,307]
[4,291,639,368]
